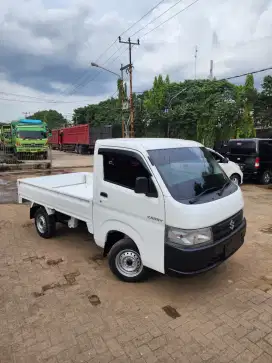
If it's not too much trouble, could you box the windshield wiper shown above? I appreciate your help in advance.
[189,187,219,204]
[217,180,231,196]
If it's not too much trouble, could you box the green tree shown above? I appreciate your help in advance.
[27,110,67,130]
[254,75,272,128]
[235,75,256,138]
[72,97,122,127]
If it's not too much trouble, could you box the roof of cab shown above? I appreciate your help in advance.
[96,138,202,151]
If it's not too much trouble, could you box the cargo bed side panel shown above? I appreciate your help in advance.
[18,182,93,232]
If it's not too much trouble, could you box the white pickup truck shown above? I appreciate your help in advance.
[18,138,246,282]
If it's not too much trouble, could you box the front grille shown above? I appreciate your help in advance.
[23,144,45,148]
[212,210,243,241]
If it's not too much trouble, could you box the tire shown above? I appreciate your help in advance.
[78,145,83,154]
[43,152,48,160]
[75,145,79,154]
[34,207,56,239]
[260,170,271,185]
[230,174,241,185]
[108,238,148,282]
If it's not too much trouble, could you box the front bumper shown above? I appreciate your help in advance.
[15,148,47,153]
[165,218,246,275]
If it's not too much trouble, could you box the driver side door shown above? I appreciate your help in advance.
[93,148,166,273]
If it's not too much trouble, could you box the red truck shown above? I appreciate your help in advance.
[49,124,121,153]
[48,129,61,149]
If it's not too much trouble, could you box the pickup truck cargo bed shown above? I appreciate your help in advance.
[18,172,93,229]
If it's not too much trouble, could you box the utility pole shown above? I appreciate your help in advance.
[119,36,140,138]
[120,64,124,138]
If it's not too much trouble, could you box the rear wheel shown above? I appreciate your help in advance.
[230,174,241,185]
[108,238,148,282]
[260,170,271,185]
[34,207,56,239]
[78,145,83,154]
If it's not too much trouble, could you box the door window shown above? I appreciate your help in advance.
[210,150,223,163]
[102,151,157,195]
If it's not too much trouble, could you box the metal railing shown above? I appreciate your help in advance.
[0,144,52,170]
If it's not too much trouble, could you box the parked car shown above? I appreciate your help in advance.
[18,138,246,282]
[207,148,243,185]
[227,138,272,185]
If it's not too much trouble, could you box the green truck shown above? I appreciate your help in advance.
[0,124,13,152]
[11,119,49,159]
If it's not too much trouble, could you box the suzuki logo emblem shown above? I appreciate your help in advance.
[229,219,235,230]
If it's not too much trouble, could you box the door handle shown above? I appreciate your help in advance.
[100,192,108,198]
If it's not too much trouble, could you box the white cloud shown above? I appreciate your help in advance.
[0,0,272,120]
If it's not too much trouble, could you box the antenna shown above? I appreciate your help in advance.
[194,46,198,80]
[209,59,214,79]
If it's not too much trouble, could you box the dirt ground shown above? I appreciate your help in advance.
[51,150,93,168]
[0,177,272,363]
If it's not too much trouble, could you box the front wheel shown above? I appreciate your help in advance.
[34,207,56,239]
[108,238,148,282]
[230,174,241,185]
[260,170,271,185]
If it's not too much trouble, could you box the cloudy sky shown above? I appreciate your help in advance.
[0,0,271,121]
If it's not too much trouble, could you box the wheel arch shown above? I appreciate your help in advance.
[230,173,241,185]
[30,203,55,219]
[99,222,144,260]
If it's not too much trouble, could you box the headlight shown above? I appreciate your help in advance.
[166,226,213,248]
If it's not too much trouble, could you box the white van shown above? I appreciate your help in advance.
[18,138,246,282]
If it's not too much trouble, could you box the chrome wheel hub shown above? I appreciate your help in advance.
[37,215,46,233]
[264,173,270,183]
[115,249,143,277]
[231,177,239,185]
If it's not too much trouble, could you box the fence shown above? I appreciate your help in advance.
[0,143,52,170]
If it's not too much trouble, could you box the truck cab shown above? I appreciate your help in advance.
[12,119,48,159]
[18,138,246,282]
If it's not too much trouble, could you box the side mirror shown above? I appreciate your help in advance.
[135,177,148,194]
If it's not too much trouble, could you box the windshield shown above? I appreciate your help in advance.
[3,132,11,138]
[17,130,47,139]
[228,140,257,155]
[148,147,228,202]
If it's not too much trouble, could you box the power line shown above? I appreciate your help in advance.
[121,0,166,38]
[141,0,202,39]
[0,96,96,104]
[67,47,126,96]
[60,0,167,97]
[127,0,202,68]
[130,0,184,38]
[68,44,131,96]
[0,91,93,103]
[219,67,272,81]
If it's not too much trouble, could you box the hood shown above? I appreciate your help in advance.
[165,188,244,229]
